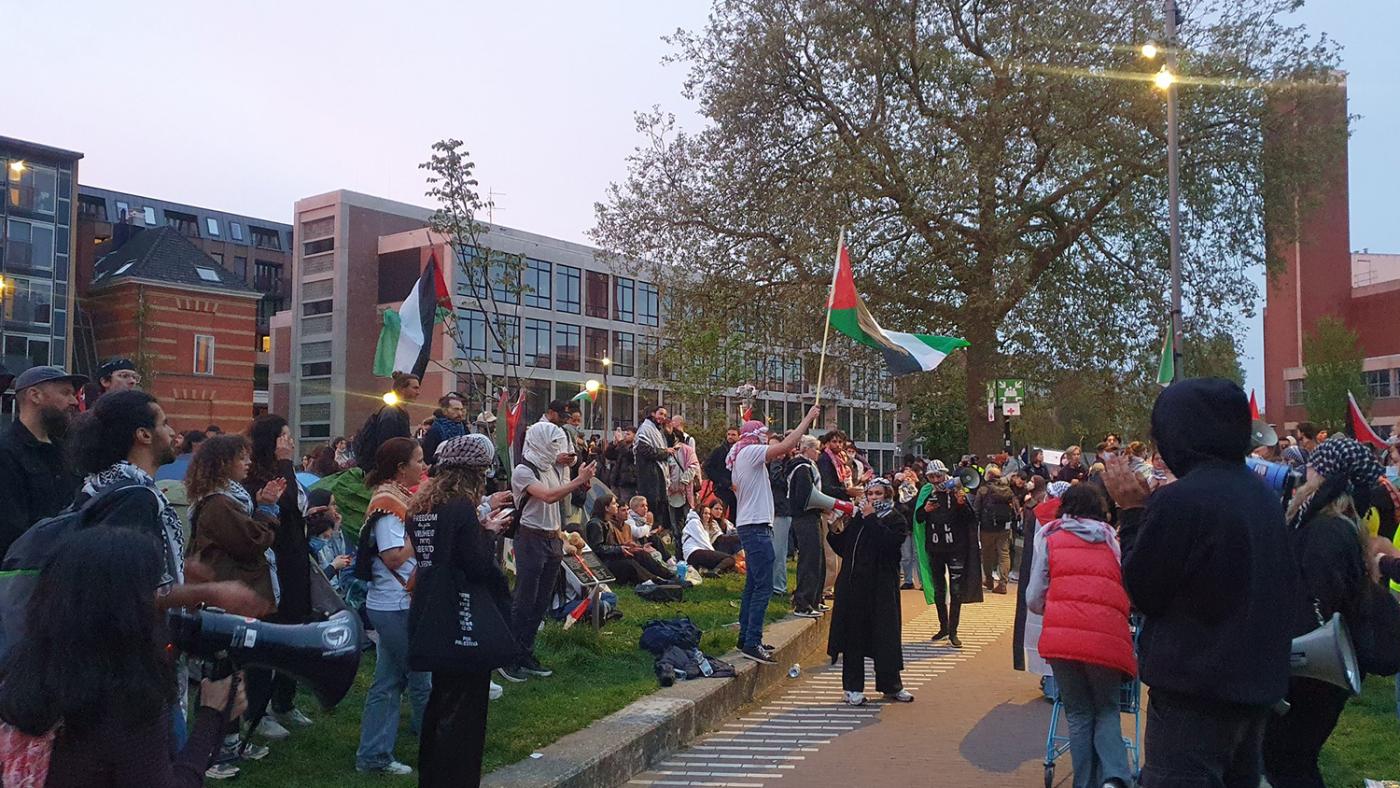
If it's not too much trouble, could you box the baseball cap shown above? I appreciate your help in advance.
[98,357,137,377]
[14,366,89,392]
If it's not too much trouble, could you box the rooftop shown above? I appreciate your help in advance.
[91,226,258,295]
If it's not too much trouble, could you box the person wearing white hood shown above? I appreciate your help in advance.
[500,412,596,684]
[681,509,737,574]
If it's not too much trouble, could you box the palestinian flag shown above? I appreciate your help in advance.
[1346,391,1388,449]
[373,253,450,379]
[1249,389,1261,420]
[1156,327,1176,387]
[494,388,527,466]
[827,236,968,375]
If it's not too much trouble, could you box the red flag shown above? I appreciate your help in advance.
[1347,391,1388,449]
[1249,390,1261,421]
[506,389,527,445]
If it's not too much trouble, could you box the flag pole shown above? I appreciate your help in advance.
[814,229,844,409]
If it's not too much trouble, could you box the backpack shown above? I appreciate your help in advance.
[0,482,158,655]
[352,408,383,472]
[639,617,702,655]
[352,511,388,582]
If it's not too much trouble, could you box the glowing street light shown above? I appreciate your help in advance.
[584,379,600,395]
[601,356,611,368]
[1153,67,1177,90]
[1141,42,1160,60]
[7,160,24,176]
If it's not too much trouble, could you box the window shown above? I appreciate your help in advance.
[638,282,659,327]
[230,221,244,241]
[614,276,634,322]
[232,256,248,278]
[250,225,281,250]
[585,327,609,372]
[205,217,220,237]
[302,362,332,377]
[2,278,52,325]
[301,217,334,239]
[1366,369,1393,400]
[166,210,198,236]
[7,163,57,214]
[457,309,488,360]
[1286,378,1306,407]
[556,264,581,313]
[257,297,283,323]
[4,219,54,272]
[254,261,282,293]
[585,271,609,318]
[638,335,660,379]
[77,194,107,221]
[455,247,518,304]
[210,252,224,266]
[260,335,271,352]
[555,323,581,371]
[301,340,331,361]
[194,335,215,375]
[303,237,333,256]
[524,318,552,368]
[303,299,333,316]
[612,331,635,376]
[194,266,220,282]
[115,201,130,222]
[3,334,49,368]
[489,315,519,364]
[524,258,552,308]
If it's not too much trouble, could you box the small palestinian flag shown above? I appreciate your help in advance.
[827,235,968,375]
[1346,391,1388,449]
[1249,389,1262,420]
[373,253,450,379]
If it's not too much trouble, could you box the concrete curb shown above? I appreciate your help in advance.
[483,612,833,788]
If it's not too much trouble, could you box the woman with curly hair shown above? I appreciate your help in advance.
[406,434,516,786]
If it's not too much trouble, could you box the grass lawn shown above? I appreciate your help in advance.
[226,571,794,787]
[1322,675,1400,785]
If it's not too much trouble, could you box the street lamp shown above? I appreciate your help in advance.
[1144,0,1184,383]
[585,379,601,430]
[600,356,612,429]
[1140,42,1160,60]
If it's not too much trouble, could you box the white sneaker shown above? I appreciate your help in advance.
[357,760,413,776]
[253,716,291,740]
[884,689,915,703]
[489,681,504,700]
[275,708,313,728]
[205,762,240,780]
[844,691,866,706]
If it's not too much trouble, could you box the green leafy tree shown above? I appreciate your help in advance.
[1301,315,1367,432]
[593,0,1343,452]
[1183,330,1246,386]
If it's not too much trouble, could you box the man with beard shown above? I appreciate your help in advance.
[0,366,87,556]
[635,405,677,545]
[704,427,740,519]
[421,392,468,464]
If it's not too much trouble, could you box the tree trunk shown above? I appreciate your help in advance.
[963,338,1001,456]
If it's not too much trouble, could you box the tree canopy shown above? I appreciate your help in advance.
[594,0,1342,452]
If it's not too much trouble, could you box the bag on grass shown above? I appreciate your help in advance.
[635,581,685,604]
[639,617,702,655]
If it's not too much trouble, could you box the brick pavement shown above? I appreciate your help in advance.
[625,588,1129,788]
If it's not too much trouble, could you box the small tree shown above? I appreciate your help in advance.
[1301,315,1367,431]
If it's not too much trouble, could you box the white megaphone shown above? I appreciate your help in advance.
[806,486,855,517]
[1290,612,1362,696]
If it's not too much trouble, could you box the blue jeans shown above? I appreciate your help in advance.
[737,524,775,649]
[1049,659,1131,788]
[771,516,792,595]
[900,532,918,585]
[357,608,432,770]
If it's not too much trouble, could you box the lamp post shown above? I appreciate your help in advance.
[585,379,601,431]
[600,356,612,430]
[1143,0,1183,383]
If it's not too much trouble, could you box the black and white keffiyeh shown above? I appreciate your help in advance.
[83,461,184,586]
[1291,436,1385,530]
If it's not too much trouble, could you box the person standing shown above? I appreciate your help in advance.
[729,406,823,664]
[976,466,1016,595]
[704,427,740,519]
[769,433,795,598]
[355,371,420,471]
[1026,483,1136,788]
[827,479,914,706]
[818,431,861,597]
[635,405,677,544]
[0,366,86,557]
[895,467,923,590]
[913,461,983,648]
[1102,378,1298,788]
[605,427,639,502]
[355,437,431,776]
[787,435,846,618]
[421,393,468,465]
[1056,446,1088,484]
[407,434,515,787]
[500,420,595,683]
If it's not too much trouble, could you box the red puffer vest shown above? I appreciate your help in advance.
[1037,521,1137,678]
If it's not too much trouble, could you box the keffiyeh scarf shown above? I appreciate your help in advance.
[726,420,769,470]
[83,461,184,587]
[1292,436,1385,530]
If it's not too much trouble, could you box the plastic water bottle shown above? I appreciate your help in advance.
[675,561,688,584]
[788,663,801,679]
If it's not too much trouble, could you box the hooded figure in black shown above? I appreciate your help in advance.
[1109,378,1299,788]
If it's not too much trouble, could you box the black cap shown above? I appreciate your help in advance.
[98,357,137,377]
[13,366,88,392]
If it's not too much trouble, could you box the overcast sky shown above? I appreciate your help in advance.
[7,0,1395,409]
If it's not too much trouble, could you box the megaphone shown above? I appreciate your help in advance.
[1251,419,1279,448]
[169,607,364,709]
[957,466,982,491]
[1245,456,1298,499]
[805,486,855,517]
[1290,612,1362,696]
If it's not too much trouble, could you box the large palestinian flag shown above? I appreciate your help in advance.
[827,237,968,375]
[373,253,450,379]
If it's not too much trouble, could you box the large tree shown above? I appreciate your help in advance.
[1301,315,1367,432]
[593,0,1342,451]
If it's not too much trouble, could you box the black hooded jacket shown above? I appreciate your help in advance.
[1119,378,1300,709]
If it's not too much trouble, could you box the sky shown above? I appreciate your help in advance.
[6,0,1396,407]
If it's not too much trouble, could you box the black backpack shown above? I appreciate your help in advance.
[0,482,158,655]
[352,408,384,472]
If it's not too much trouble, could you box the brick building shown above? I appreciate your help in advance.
[1263,79,1400,433]
[88,226,261,430]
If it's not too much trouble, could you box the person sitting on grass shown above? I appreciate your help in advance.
[583,494,674,585]
[681,509,737,575]
[826,478,914,706]
[626,495,674,563]
[701,499,743,555]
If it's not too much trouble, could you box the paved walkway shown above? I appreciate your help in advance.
[626,588,1130,787]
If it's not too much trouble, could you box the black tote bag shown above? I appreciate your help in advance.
[408,510,521,673]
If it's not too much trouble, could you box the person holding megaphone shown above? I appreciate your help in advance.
[913,460,983,648]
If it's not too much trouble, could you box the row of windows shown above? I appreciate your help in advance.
[455,250,660,326]
[1287,369,1400,407]
[2,218,55,273]
[4,161,59,216]
[74,193,283,249]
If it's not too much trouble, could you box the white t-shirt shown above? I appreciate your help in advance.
[367,513,414,611]
[732,444,774,527]
[512,463,560,532]
[681,514,716,559]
